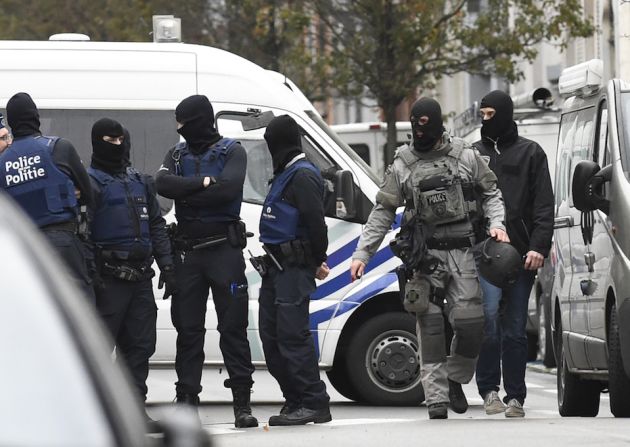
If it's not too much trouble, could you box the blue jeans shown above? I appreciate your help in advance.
[475,269,535,404]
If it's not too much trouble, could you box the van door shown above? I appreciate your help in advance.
[580,99,613,369]
[554,107,594,370]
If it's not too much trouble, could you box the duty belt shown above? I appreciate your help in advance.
[426,236,473,251]
[101,262,153,282]
[41,220,78,233]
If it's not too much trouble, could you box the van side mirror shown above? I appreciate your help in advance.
[572,160,612,214]
[334,170,357,219]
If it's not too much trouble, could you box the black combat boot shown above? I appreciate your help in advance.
[175,393,200,406]
[268,406,332,426]
[175,393,201,423]
[232,387,259,428]
[448,379,469,414]
[428,403,448,419]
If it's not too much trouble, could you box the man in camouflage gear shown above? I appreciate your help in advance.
[350,97,508,419]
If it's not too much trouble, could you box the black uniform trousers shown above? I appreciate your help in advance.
[259,264,330,410]
[95,277,156,400]
[172,242,254,395]
[43,228,95,304]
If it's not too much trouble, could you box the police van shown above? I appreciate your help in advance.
[0,25,420,405]
[330,121,412,179]
[551,59,630,417]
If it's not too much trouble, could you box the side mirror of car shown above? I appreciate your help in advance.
[334,170,357,219]
[572,160,612,214]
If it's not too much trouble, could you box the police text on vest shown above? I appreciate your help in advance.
[5,155,47,186]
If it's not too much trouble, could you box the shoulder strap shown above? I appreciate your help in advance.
[395,144,420,167]
[88,167,113,185]
[36,135,61,151]
[448,137,467,160]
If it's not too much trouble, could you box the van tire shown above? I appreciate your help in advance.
[344,312,424,406]
[326,362,360,402]
[556,319,600,416]
[608,305,630,417]
[539,297,556,368]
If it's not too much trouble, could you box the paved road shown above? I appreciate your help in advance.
[146,363,630,447]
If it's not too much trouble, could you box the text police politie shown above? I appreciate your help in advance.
[4,155,48,186]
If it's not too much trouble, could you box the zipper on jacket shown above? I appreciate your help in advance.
[124,179,141,240]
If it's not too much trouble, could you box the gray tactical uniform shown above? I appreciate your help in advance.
[353,132,505,406]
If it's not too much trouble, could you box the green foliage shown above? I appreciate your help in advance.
[207,1,330,100]
[312,0,594,163]
[0,0,212,44]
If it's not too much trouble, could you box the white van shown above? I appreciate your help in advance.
[551,59,630,417]
[0,38,421,405]
[330,121,412,179]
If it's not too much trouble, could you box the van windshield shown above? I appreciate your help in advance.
[305,111,381,184]
[216,111,339,205]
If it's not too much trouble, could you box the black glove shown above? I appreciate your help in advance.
[158,265,178,300]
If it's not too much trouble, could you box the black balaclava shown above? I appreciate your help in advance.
[122,127,131,168]
[264,115,303,174]
[175,95,221,154]
[91,118,126,174]
[410,97,444,152]
[480,90,514,140]
[6,92,41,138]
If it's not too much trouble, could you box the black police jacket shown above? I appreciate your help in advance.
[473,130,554,257]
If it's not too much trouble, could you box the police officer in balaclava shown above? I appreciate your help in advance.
[0,92,94,301]
[473,90,554,418]
[258,114,331,426]
[87,118,176,431]
[351,97,508,419]
[155,95,258,428]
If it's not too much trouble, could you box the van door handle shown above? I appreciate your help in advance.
[554,216,574,229]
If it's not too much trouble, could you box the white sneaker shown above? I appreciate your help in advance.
[483,391,506,415]
[505,398,525,418]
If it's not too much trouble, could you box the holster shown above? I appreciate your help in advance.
[227,220,248,249]
[278,239,313,267]
[101,261,154,282]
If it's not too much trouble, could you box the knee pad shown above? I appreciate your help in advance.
[452,308,485,359]
[418,312,446,363]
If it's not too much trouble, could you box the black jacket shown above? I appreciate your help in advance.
[155,142,247,238]
[473,132,554,257]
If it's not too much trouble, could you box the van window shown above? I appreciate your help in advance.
[216,111,338,203]
[350,143,371,165]
[594,101,608,168]
[568,108,595,206]
[38,110,179,176]
[555,111,579,208]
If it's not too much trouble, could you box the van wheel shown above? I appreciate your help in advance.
[344,312,424,405]
[608,305,630,417]
[538,297,556,368]
[556,319,600,416]
[326,361,360,402]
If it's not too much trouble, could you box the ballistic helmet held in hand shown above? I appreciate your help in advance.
[477,238,522,288]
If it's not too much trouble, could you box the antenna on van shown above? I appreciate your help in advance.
[152,15,181,43]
